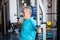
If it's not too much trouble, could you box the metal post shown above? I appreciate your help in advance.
[36,0,41,40]
[36,0,41,27]
[36,0,46,40]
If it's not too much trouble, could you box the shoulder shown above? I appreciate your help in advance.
[30,17,36,24]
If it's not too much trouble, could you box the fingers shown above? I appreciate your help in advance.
[37,28,41,33]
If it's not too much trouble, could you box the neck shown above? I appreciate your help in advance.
[27,16,30,19]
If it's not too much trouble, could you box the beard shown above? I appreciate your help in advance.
[23,16,30,19]
[23,16,27,19]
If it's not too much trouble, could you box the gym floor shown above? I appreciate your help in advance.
[0,29,56,40]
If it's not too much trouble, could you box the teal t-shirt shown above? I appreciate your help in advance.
[20,17,36,40]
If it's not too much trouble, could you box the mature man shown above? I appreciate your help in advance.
[18,6,41,40]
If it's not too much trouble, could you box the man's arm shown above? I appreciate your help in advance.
[31,18,41,33]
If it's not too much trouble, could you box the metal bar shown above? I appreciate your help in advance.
[36,0,41,26]
[4,6,6,35]
[36,0,46,40]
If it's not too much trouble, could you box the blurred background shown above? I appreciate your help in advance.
[0,0,57,40]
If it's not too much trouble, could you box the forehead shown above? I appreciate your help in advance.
[22,9,28,14]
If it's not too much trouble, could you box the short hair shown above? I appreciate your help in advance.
[22,6,32,14]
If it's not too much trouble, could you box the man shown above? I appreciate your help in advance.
[18,6,41,40]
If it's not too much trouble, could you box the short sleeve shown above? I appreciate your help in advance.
[30,18,36,30]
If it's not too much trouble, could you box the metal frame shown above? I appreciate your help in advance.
[36,0,46,40]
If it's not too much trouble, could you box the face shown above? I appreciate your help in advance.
[22,8,31,19]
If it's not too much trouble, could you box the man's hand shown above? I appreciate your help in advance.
[37,27,41,34]
[17,20,22,26]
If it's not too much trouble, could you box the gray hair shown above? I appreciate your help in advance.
[22,6,32,14]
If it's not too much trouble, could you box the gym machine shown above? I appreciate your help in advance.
[30,0,46,40]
